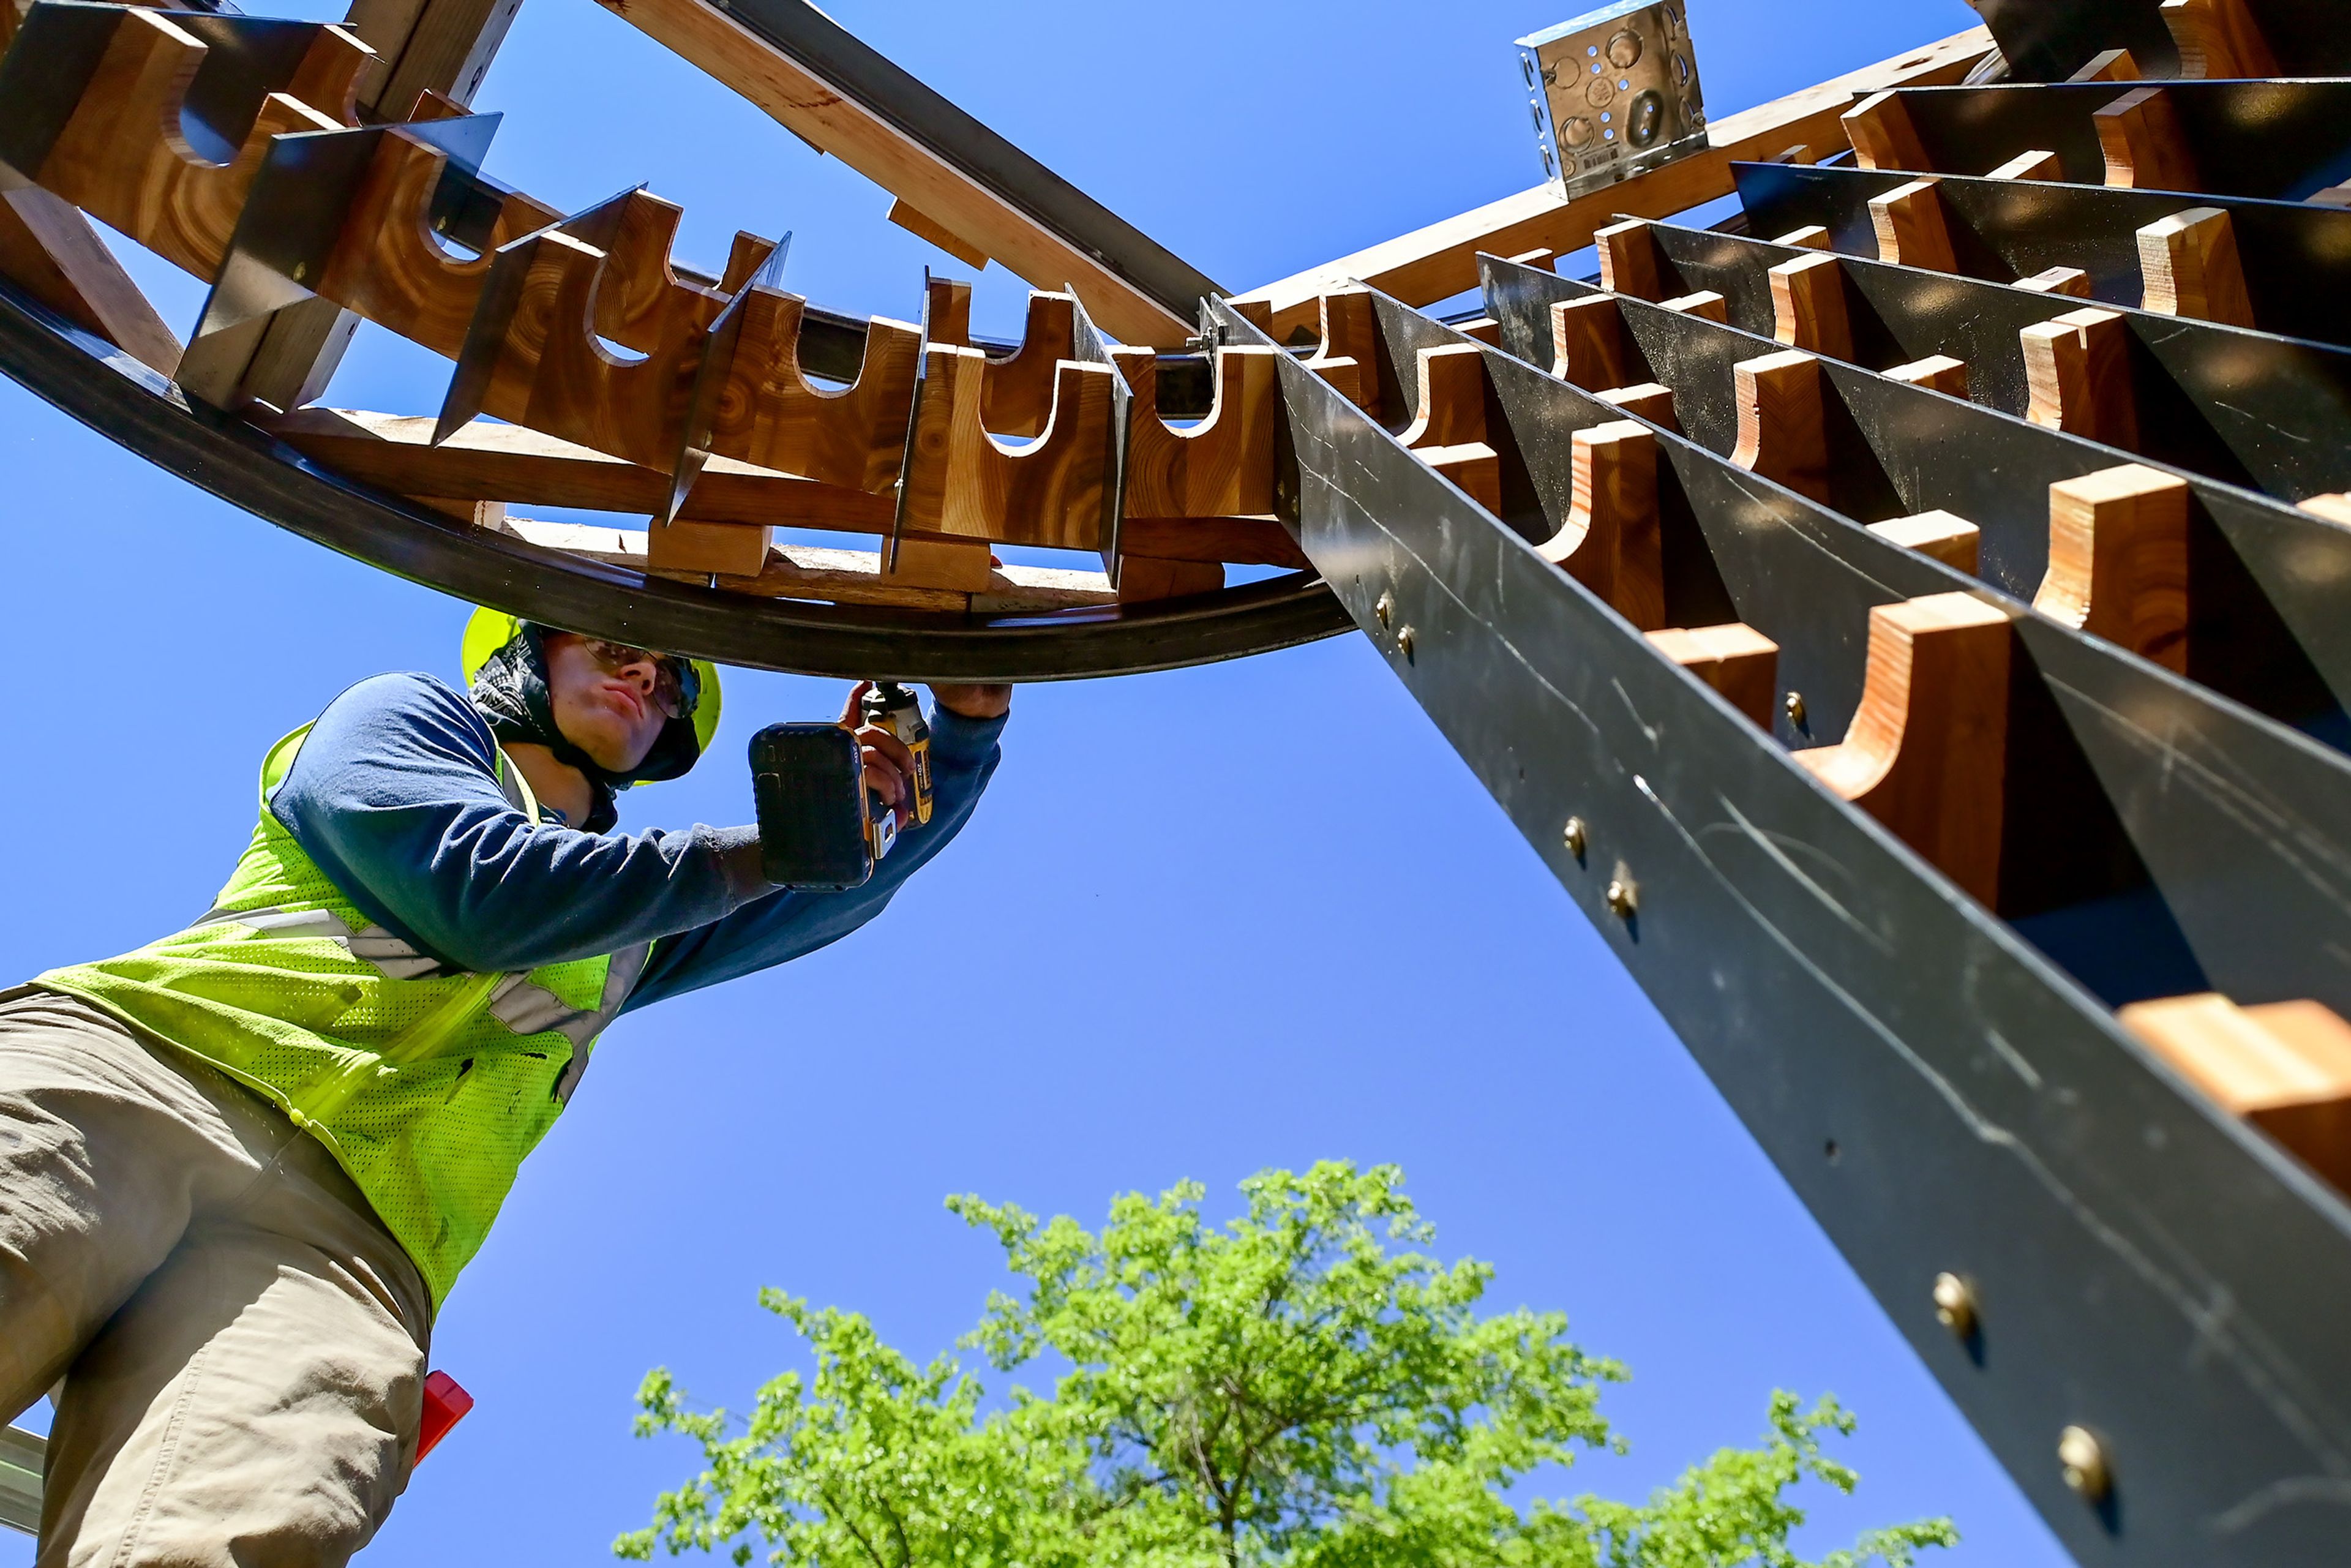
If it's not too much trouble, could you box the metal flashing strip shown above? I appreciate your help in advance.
[0,1425,38,1536]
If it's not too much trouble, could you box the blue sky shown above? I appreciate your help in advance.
[1,0,2077,1561]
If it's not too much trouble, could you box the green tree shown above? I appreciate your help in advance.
[619,1161,1955,1568]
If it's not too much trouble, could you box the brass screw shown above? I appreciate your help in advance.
[1397,626,1416,659]
[1374,591,1394,629]
[1604,874,1638,918]
[1783,691,1807,727]
[1932,1273,1976,1339]
[2058,1426,2110,1503]
[291,260,308,283]
[1562,817,1588,860]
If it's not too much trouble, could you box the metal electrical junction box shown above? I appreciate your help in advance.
[1517,1,1706,198]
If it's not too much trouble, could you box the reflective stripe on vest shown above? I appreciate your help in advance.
[33,722,649,1307]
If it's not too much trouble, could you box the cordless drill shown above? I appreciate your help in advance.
[860,681,933,826]
[750,683,931,888]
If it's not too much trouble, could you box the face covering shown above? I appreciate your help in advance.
[467,623,703,832]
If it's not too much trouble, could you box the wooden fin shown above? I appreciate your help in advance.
[2139,207,2255,328]
[1868,509,1981,573]
[2119,994,2351,1194]
[923,275,972,346]
[1987,149,2062,181]
[1595,220,1663,301]
[1538,420,1665,631]
[1400,343,1499,511]
[1302,286,1382,417]
[1842,91,1930,173]
[1597,382,1678,432]
[710,292,921,492]
[1660,290,1728,322]
[1646,623,1779,727]
[1455,315,1502,346]
[1793,591,2012,905]
[318,129,501,359]
[1504,247,1558,271]
[2036,464,2191,670]
[1550,294,1629,389]
[1731,349,1830,503]
[1770,252,1853,358]
[2299,493,2351,526]
[1884,355,1969,397]
[1112,343,1281,519]
[2160,0,2276,78]
[894,342,1116,555]
[2017,266,2093,297]
[2023,307,2139,449]
[1773,225,1832,250]
[1868,179,1958,272]
[2095,88,2199,192]
[0,185,179,373]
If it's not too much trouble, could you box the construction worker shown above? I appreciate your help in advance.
[0,610,1011,1566]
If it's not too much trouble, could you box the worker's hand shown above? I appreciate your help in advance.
[931,683,1013,719]
[838,683,919,830]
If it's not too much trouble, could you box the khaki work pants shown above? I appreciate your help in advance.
[0,986,433,1567]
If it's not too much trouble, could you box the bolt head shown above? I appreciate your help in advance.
[2058,1426,2110,1502]
[1604,875,1638,918]
[1374,591,1394,628]
[1932,1272,1976,1339]
[1397,626,1415,659]
[1783,691,1807,727]
[1562,816,1588,859]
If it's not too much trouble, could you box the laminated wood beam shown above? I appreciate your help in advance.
[2160,0,2276,80]
[891,342,1115,567]
[1883,355,1968,397]
[2035,464,2191,672]
[1793,590,2012,906]
[1398,343,1499,512]
[0,183,178,373]
[978,290,1073,439]
[1769,252,1852,358]
[2095,88,2199,193]
[2120,993,2351,1195]
[1645,623,1778,727]
[702,291,920,493]
[1535,419,1664,631]
[1233,24,1992,335]
[1867,510,1981,573]
[1867,179,1957,272]
[1731,349,1829,503]
[2023,307,2138,449]
[1550,294,1629,389]
[1842,91,1929,174]
[1111,343,1280,520]
[923,274,972,346]
[2139,207,2254,328]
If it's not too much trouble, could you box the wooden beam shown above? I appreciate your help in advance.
[1660,290,1728,322]
[1538,420,1665,631]
[1596,220,1663,300]
[2023,307,2138,449]
[1399,343,1500,513]
[591,0,1191,347]
[1731,349,1830,503]
[1112,344,1281,520]
[1987,149,2062,181]
[0,183,179,373]
[1868,509,1981,574]
[1646,623,1779,727]
[1868,178,1958,272]
[2096,88,2199,192]
[1794,591,2012,906]
[2160,0,2276,79]
[2119,993,2351,1194]
[1884,355,1970,397]
[1770,252,1853,358]
[1231,26,1993,336]
[1842,90,1929,174]
[886,197,989,269]
[1550,295,1630,389]
[2036,464,2191,671]
[2139,207,2255,328]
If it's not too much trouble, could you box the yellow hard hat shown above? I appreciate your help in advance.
[460,608,724,770]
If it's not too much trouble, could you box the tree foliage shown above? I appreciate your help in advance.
[618,1161,1955,1568]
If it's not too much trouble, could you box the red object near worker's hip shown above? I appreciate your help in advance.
[414,1370,474,1463]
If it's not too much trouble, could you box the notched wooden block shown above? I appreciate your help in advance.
[2017,266,2093,297]
[2160,0,2276,80]
[1773,225,1832,250]
[1303,287,1382,418]
[1400,343,1500,512]
[1987,149,2062,181]
[647,517,774,578]
[1537,419,1664,631]
[2023,307,2139,449]
[1842,91,1929,174]
[1770,252,1853,358]
[1550,294,1629,389]
[980,291,1076,438]
[1731,349,1829,503]
[1867,179,1957,272]
[2138,207,2254,328]
[2036,463,2191,670]
[1868,510,1981,574]
[1660,290,1728,323]
[2120,993,2351,1193]
[1646,623,1779,727]
[1112,344,1281,520]
[1595,220,1663,301]
[1884,355,1969,397]
[2095,88,2199,192]
[1597,383,1677,431]
[893,341,1116,566]
[1793,591,2013,905]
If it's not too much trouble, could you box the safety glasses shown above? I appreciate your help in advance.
[577,638,700,721]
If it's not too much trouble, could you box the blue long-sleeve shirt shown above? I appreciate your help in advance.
[267,673,1003,1013]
